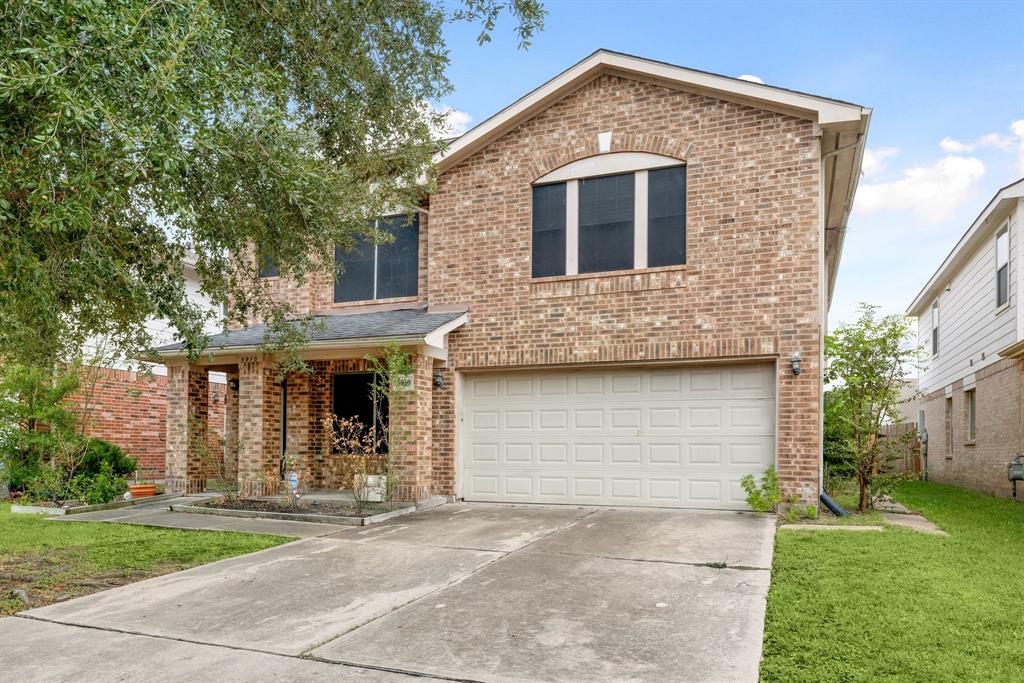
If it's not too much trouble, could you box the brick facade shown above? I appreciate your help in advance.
[165,69,828,503]
[920,357,1024,497]
[78,366,225,480]
[428,74,822,501]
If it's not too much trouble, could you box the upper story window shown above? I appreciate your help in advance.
[258,253,278,278]
[531,153,686,278]
[996,226,1009,308]
[335,214,419,303]
[931,300,940,355]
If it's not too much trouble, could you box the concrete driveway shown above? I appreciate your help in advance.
[6,503,775,682]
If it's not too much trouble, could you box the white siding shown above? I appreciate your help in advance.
[918,201,1020,394]
[83,265,225,381]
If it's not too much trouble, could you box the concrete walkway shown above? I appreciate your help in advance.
[9,503,776,682]
[54,494,351,538]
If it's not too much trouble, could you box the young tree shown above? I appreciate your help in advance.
[825,304,925,511]
[1,1,545,367]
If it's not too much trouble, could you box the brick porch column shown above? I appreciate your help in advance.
[390,353,433,502]
[165,364,209,493]
[224,371,239,482]
[236,355,282,497]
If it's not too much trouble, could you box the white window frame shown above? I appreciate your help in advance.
[931,300,940,356]
[996,225,1009,308]
[534,153,685,277]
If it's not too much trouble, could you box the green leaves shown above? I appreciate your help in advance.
[825,303,926,509]
[0,0,545,367]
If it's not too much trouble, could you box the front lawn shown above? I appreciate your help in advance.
[760,481,1024,681]
[0,503,287,615]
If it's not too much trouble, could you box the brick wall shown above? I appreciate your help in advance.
[78,366,225,480]
[921,357,1024,497]
[427,74,822,500]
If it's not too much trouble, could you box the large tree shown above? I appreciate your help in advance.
[1,0,544,365]
[825,304,925,511]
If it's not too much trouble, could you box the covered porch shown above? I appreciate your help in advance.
[156,308,466,502]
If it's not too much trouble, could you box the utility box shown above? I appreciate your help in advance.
[1008,455,1024,482]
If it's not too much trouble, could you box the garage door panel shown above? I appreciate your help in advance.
[461,364,775,509]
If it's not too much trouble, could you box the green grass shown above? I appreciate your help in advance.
[0,501,287,615]
[760,481,1024,682]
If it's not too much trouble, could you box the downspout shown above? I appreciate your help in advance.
[280,378,287,479]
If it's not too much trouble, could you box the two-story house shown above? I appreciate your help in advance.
[157,50,870,508]
[908,178,1024,497]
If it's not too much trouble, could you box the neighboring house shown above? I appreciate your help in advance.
[81,254,227,479]
[891,377,920,425]
[907,178,1024,497]
[156,50,870,508]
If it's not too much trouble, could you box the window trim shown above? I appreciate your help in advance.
[945,396,954,456]
[964,389,976,444]
[995,224,1009,309]
[931,300,940,356]
[532,161,686,279]
[334,213,419,304]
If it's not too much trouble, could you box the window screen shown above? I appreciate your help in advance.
[376,214,419,299]
[532,183,567,277]
[647,166,686,267]
[334,235,375,302]
[966,390,976,442]
[334,214,419,302]
[258,253,278,278]
[996,229,1009,307]
[578,173,634,273]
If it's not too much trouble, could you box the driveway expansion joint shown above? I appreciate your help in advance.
[300,507,601,656]
[536,548,771,571]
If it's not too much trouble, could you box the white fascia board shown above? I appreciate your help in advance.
[155,314,468,363]
[154,333,428,362]
[423,313,469,348]
[907,179,1024,315]
[436,50,867,173]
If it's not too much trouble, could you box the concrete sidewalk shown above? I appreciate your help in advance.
[54,495,352,538]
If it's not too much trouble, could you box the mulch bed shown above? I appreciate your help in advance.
[199,498,388,518]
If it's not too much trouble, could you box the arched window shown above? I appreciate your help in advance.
[531,153,686,278]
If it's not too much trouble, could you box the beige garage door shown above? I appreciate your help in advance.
[459,364,776,509]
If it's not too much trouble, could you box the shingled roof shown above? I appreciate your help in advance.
[155,308,467,354]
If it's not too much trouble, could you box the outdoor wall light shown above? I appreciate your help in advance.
[790,353,802,376]
[228,378,240,391]
[433,371,445,388]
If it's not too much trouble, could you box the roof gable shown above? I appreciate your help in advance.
[437,49,868,173]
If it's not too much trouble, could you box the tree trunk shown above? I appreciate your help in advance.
[858,474,870,512]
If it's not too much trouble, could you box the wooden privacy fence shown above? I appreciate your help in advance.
[879,422,921,474]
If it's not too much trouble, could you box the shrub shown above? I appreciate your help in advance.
[81,461,128,504]
[741,466,782,513]
[26,466,82,507]
[79,439,137,478]
[2,449,42,491]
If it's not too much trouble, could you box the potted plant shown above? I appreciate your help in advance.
[128,481,158,498]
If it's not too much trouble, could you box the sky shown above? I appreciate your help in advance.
[434,0,1024,329]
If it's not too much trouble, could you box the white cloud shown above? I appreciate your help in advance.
[939,137,973,153]
[439,108,473,137]
[736,74,764,84]
[855,155,985,222]
[978,132,1015,151]
[1011,119,1024,139]
[423,105,474,139]
[861,147,900,177]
